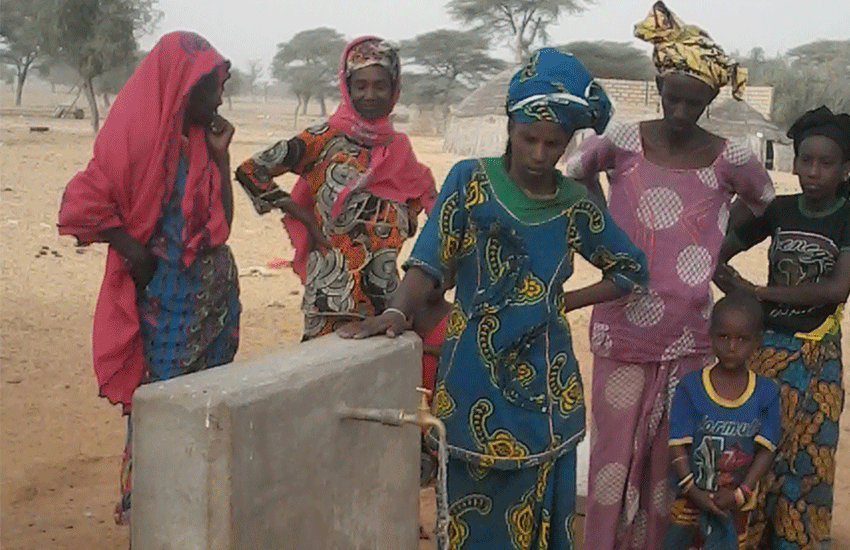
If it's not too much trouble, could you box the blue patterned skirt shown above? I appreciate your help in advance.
[138,244,240,381]
[440,451,577,550]
[746,329,843,550]
[115,244,240,524]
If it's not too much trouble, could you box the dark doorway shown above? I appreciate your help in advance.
[765,140,774,170]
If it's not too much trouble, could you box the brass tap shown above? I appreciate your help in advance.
[399,387,444,433]
[337,386,450,548]
[337,387,446,443]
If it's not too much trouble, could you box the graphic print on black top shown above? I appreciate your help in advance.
[735,195,850,333]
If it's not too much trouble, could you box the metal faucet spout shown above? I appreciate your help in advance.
[337,387,446,437]
[399,387,447,438]
[337,387,449,549]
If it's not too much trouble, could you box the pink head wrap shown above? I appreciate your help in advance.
[57,31,230,412]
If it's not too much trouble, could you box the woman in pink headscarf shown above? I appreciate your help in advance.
[236,36,436,340]
[57,31,239,524]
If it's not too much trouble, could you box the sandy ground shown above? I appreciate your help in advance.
[1,86,848,549]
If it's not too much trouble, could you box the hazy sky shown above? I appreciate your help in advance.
[141,0,848,76]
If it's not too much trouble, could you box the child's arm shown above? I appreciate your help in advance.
[754,250,850,306]
[668,382,725,515]
[713,237,755,295]
[670,445,726,516]
[741,446,775,490]
[716,383,782,510]
[422,344,442,357]
[713,201,773,294]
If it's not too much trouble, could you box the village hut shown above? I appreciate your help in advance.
[702,98,792,171]
[442,67,517,157]
[441,66,601,159]
[443,71,786,169]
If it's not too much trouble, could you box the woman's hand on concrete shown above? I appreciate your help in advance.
[337,310,410,339]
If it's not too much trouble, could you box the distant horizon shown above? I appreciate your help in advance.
[138,0,849,79]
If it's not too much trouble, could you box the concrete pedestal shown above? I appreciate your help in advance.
[131,333,422,550]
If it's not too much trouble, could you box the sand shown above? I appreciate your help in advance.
[1,86,848,549]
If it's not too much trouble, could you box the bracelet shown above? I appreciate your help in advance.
[678,473,694,488]
[383,307,409,324]
[734,487,746,507]
[672,455,688,465]
[681,479,695,495]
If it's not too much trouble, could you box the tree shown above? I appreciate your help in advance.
[246,58,263,95]
[95,49,143,107]
[47,0,161,133]
[38,59,79,92]
[0,0,50,106]
[787,39,850,69]
[741,40,850,129]
[448,0,590,63]
[272,27,345,120]
[787,40,850,112]
[738,46,784,88]
[223,66,247,110]
[748,46,766,64]
[558,41,654,80]
[400,29,505,106]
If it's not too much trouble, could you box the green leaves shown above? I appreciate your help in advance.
[556,41,654,81]
[52,0,156,79]
[0,0,51,104]
[447,0,590,61]
[400,30,506,106]
[41,0,162,131]
[743,40,850,128]
[271,27,346,107]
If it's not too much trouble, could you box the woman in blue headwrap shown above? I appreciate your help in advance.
[340,48,648,549]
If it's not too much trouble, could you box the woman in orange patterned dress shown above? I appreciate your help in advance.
[235,36,435,340]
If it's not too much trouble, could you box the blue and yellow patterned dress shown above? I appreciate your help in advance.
[407,157,647,550]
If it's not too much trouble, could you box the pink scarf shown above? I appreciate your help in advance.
[283,36,436,283]
[57,31,230,412]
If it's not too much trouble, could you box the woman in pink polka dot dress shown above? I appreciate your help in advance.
[565,3,776,549]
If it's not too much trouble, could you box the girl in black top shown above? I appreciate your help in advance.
[715,106,850,549]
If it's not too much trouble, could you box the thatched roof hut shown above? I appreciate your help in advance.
[442,72,786,169]
[703,99,785,142]
[702,98,791,171]
[442,69,662,157]
[442,67,517,157]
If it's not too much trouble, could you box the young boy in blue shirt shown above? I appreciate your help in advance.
[663,293,780,550]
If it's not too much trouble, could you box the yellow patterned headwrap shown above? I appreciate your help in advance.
[635,1,747,99]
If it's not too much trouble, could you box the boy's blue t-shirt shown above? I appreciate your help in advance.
[669,366,780,493]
